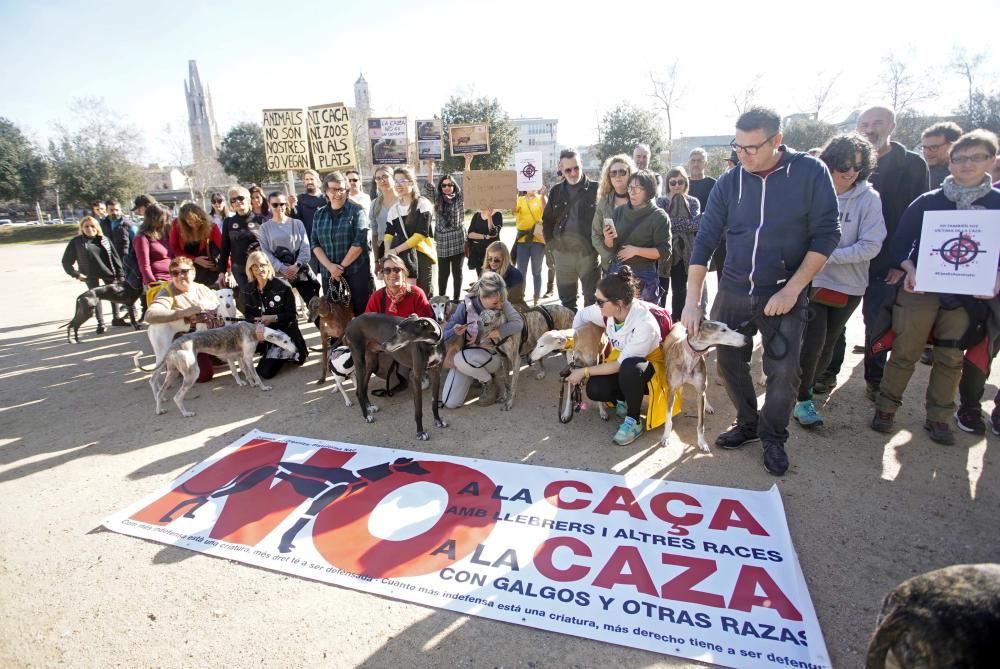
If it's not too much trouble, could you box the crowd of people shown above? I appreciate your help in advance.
[60,105,1000,477]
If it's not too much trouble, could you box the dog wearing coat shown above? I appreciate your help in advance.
[63,281,144,343]
[144,322,297,417]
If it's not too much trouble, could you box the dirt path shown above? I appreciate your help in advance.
[1,241,997,668]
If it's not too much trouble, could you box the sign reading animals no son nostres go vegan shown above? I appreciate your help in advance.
[104,430,830,669]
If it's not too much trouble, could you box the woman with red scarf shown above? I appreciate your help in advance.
[364,253,433,317]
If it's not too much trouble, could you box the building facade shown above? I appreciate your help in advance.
[185,60,220,162]
[508,118,560,173]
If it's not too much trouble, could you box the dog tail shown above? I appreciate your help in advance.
[132,350,169,373]
[864,603,915,669]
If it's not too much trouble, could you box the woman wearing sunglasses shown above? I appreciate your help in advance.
[591,154,635,273]
[217,185,263,296]
[793,134,884,429]
[481,241,525,307]
[658,167,702,319]
[208,192,229,232]
[602,170,670,304]
[259,191,318,306]
[365,253,433,317]
[434,174,466,300]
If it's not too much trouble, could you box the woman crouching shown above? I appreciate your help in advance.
[566,266,666,446]
[243,250,308,379]
[441,272,524,408]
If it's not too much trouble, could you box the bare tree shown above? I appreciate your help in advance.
[879,53,935,114]
[649,60,685,166]
[951,48,988,122]
[806,71,842,119]
[732,74,764,115]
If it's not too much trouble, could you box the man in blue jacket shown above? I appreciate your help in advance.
[682,107,841,476]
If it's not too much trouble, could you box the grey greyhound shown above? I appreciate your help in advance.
[139,321,297,417]
[343,313,447,441]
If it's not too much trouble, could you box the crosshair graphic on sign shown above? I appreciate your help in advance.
[934,232,985,270]
[520,163,537,180]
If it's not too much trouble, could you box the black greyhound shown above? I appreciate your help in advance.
[63,281,143,343]
[344,313,448,441]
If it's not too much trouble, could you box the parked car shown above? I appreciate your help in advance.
[0,219,12,226]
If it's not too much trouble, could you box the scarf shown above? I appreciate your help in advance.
[942,174,993,210]
[385,283,410,315]
[667,193,691,221]
[622,200,655,223]
[436,191,464,229]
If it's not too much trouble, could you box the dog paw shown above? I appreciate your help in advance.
[697,439,711,453]
[500,400,513,412]
[417,431,429,441]
[435,418,449,429]
[344,399,354,408]
[367,404,379,414]
[182,410,196,418]
[535,371,546,380]
[658,437,670,448]
[365,415,375,424]
[599,409,609,421]
[259,385,272,392]
[156,408,167,415]
[705,401,715,415]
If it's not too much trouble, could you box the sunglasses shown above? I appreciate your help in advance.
[487,256,503,263]
[170,268,193,276]
[834,162,864,173]
[229,196,246,204]
[348,178,359,183]
[441,183,454,189]
[381,266,403,275]
[595,297,612,307]
[270,202,287,208]
[668,179,687,186]
[211,200,223,205]
[609,168,629,177]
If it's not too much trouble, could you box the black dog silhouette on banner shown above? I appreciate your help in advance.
[159,457,432,553]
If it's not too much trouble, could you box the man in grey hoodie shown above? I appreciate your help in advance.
[793,135,886,428]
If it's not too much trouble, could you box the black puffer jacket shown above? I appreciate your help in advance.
[62,234,123,281]
[242,276,308,364]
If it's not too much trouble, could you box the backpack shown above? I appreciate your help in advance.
[122,245,142,289]
[647,305,674,342]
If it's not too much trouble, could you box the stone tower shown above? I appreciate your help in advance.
[354,73,370,113]
[185,60,220,162]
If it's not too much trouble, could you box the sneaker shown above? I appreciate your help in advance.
[852,344,866,354]
[919,348,933,366]
[613,417,643,446]
[866,381,880,402]
[793,400,823,428]
[715,423,759,449]
[812,373,836,395]
[871,409,895,433]
[615,400,627,419]
[762,442,789,476]
[991,409,1000,436]
[954,407,986,435]
[924,420,955,445]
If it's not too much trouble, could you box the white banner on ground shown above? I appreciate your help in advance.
[914,209,1000,295]
[104,430,830,669]
[515,151,544,191]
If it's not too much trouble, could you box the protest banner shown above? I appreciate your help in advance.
[416,119,443,161]
[515,151,544,191]
[449,123,490,155]
[105,430,831,669]
[306,102,357,171]
[464,170,517,211]
[262,108,310,172]
[368,117,409,166]
[914,210,1000,295]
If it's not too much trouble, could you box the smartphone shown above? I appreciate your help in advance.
[603,218,616,236]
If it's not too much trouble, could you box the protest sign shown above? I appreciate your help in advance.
[449,123,490,155]
[464,170,517,210]
[105,430,831,669]
[262,108,310,171]
[515,151,544,191]
[368,117,409,165]
[306,102,357,171]
[416,119,443,161]
[914,210,1000,295]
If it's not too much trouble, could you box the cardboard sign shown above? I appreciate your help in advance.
[368,117,409,166]
[416,119,443,161]
[464,170,517,210]
[914,210,1000,295]
[306,102,357,172]
[515,151,544,191]
[262,108,309,171]
[449,123,490,156]
[105,430,832,669]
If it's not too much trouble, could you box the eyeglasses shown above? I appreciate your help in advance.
[394,179,411,186]
[375,175,390,182]
[833,162,864,173]
[730,133,778,156]
[668,179,687,187]
[487,256,503,263]
[229,196,246,204]
[563,166,581,174]
[169,268,193,276]
[328,186,346,194]
[381,266,403,275]
[609,168,629,177]
[950,153,993,165]
[921,143,947,152]
[595,297,612,307]
[251,263,269,269]
[270,202,287,209]
[627,184,646,192]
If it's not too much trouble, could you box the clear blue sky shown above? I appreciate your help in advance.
[2,0,995,164]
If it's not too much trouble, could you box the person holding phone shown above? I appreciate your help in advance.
[467,208,502,276]
[592,154,635,273]
[604,170,670,303]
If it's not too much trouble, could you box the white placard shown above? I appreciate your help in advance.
[104,430,831,669]
[515,151,544,191]
[915,210,1000,295]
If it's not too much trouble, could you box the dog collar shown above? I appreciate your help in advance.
[561,336,576,351]
[685,336,712,355]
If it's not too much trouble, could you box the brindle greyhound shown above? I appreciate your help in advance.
[344,313,448,441]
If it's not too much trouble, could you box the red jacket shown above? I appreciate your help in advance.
[365,286,433,318]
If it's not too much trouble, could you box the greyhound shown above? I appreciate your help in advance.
[143,322,297,417]
[308,295,353,384]
[63,281,143,343]
[516,304,574,380]
[344,313,447,441]
[475,308,521,411]
[658,320,748,452]
[865,563,1000,669]
[529,322,609,423]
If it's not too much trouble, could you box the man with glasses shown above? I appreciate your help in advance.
[311,171,372,316]
[922,122,963,189]
[682,107,840,476]
[345,169,371,211]
[542,148,600,310]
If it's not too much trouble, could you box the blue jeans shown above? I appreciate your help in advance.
[609,263,659,304]
[711,288,808,445]
[515,242,545,300]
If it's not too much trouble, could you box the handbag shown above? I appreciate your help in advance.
[389,204,419,276]
[811,286,849,308]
